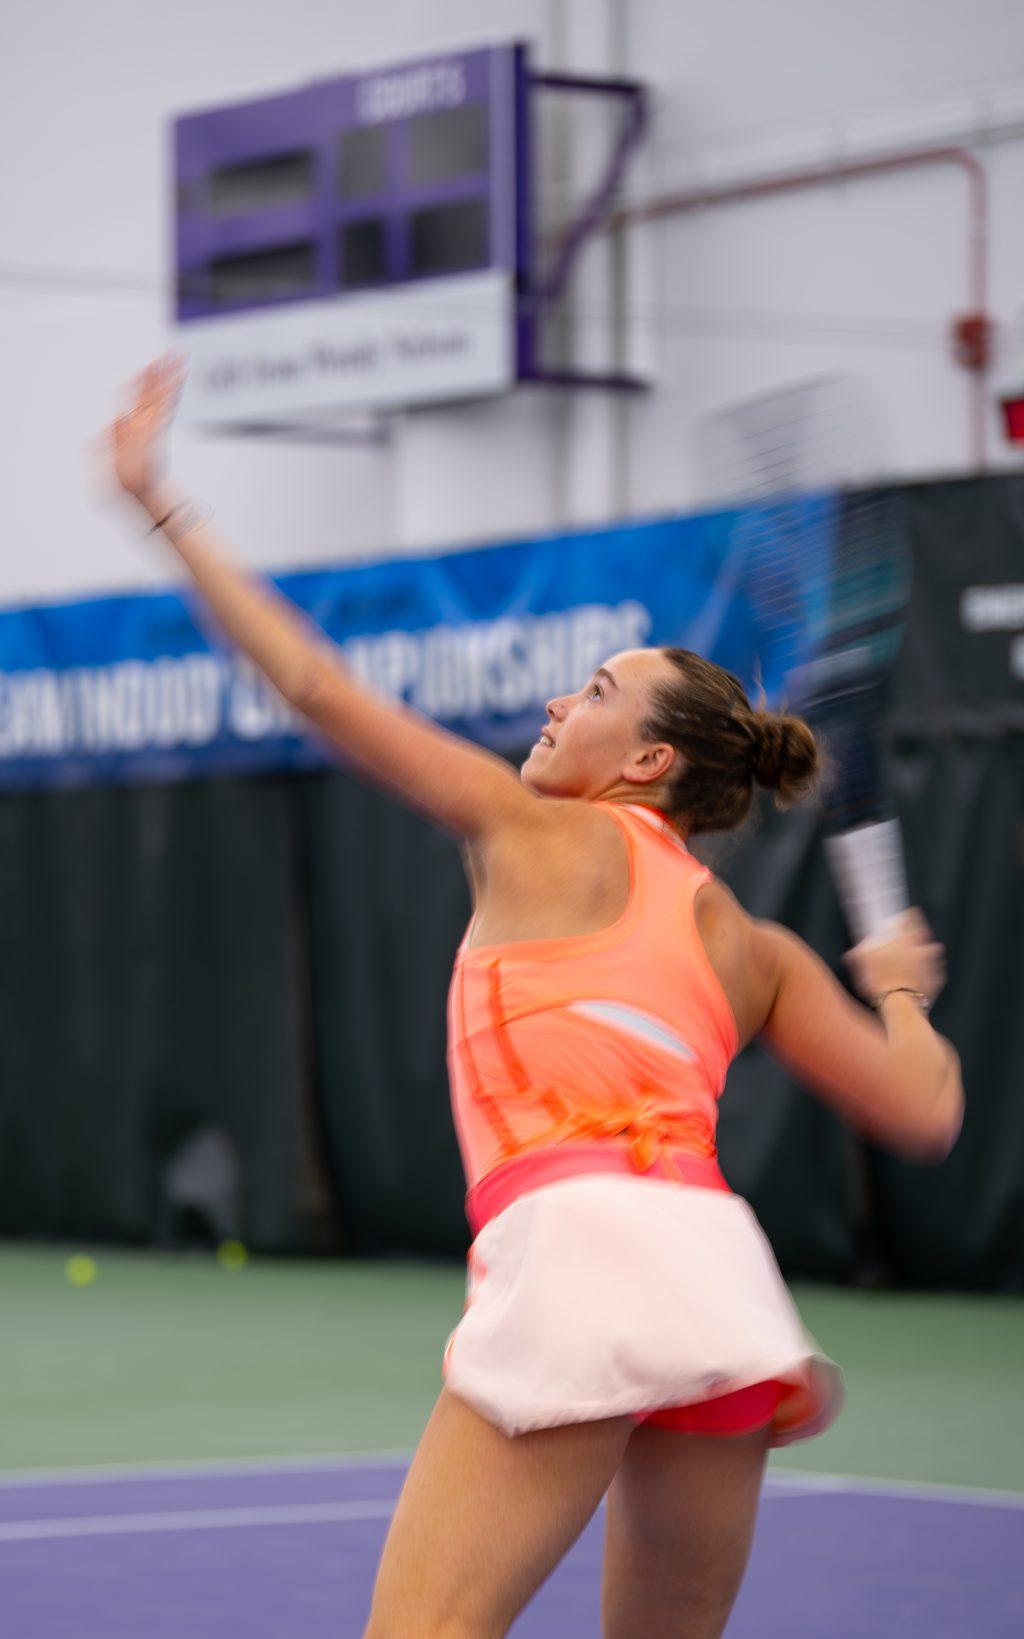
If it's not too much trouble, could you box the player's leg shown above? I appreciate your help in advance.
[364,1385,632,1639]
[601,1423,770,1639]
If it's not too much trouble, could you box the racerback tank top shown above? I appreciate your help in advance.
[447,803,741,1232]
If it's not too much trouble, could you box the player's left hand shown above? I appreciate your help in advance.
[108,353,186,506]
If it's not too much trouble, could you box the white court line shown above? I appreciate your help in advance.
[0,1450,414,1489]
[1,1473,1022,1547]
[765,1468,1024,1510]
[0,1454,1020,1512]
[0,1500,398,1544]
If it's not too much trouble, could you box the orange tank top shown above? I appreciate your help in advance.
[447,803,740,1232]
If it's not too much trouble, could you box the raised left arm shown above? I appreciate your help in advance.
[108,357,537,841]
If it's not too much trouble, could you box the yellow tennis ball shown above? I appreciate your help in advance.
[216,1239,248,1272]
[66,1254,97,1287]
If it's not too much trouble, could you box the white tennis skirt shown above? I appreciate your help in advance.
[443,1173,842,1443]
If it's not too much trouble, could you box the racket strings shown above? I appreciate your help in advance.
[698,383,909,840]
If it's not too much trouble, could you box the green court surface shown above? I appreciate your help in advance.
[2,1246,1021,1492]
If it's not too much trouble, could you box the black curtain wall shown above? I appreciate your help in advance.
[1,475,1022,1287]
[299,773,470,1256]
[865,477,1024,1288]
[871,732,1024,1287]
[0,778,328,1253]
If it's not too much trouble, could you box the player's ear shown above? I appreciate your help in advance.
[623,742,676,785]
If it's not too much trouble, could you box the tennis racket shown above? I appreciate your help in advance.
[701,379,912,944]
[801,484,911,945]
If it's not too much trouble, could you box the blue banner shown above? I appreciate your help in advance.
[0,497,836,789]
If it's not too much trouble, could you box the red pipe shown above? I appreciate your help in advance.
[607,144,990,468]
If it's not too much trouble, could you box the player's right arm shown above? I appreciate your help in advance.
[752,914,963,1161]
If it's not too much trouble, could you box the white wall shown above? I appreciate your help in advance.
[2,0,1023,604]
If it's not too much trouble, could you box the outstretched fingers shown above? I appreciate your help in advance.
[109,352,187,502]
[125,353,187,427]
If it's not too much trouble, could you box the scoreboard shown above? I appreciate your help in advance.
[175,45,530,426]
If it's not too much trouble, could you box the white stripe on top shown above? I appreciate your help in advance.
[566,1000,696,1063]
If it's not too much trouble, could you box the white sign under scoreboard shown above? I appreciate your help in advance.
[181,269,514,426]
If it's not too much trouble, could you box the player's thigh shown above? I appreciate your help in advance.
[601,1424,770,1639]
[364,1386,632,1639]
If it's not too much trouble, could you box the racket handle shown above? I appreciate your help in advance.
[825,818,909,946]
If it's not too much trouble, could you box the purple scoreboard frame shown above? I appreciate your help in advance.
[175,44,646,426]
[176,47,526,319]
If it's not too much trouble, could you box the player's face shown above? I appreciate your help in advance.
[521,648,678,800]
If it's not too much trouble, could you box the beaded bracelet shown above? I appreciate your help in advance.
[873,986,930,1013]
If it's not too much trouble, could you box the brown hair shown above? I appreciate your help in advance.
[642,647,819,834]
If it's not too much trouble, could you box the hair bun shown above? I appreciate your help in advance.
[750,710,819,805]
[649,648,821,834]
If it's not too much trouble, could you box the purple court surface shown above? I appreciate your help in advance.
[0,1456,1020,1637]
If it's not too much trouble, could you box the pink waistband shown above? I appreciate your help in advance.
[466,1143,731,1236]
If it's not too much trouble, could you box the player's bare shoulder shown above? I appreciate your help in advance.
[468,792,630,935]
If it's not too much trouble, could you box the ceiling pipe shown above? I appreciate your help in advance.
[605,143,991,469]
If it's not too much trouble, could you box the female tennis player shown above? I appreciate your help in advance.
[108,356,962,1639]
